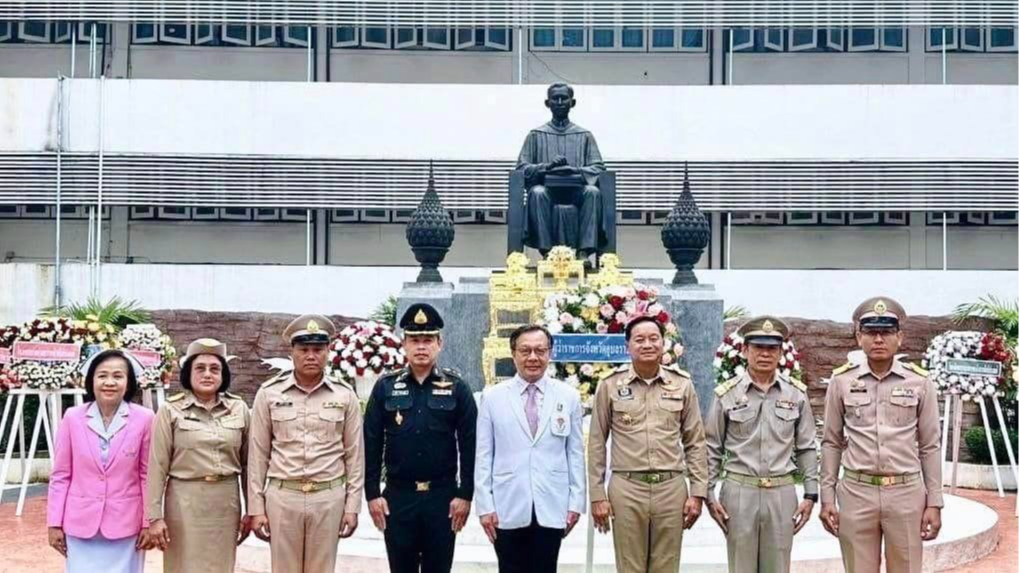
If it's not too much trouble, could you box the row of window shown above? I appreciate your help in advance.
[3,22,1016,54]
[2,205,1015,227]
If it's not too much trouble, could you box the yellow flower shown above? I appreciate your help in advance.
[566,364,577,375]
[581,307,600,323]
[105,324,115,333]
[88,323,100,333]
[85,314,99,321]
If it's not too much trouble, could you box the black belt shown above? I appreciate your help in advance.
[385,477,457,492]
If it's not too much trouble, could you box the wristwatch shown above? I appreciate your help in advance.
[804,494,819,502]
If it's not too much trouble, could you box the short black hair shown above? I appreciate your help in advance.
[180,354,232,393]
[547,82,574,99]
[83,349,139,403]
[625,316,666,341]
[509,324,553,351]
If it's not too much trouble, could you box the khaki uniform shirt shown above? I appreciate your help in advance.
[146,391,250,520]
[588,365,708,501]
[247,374,365,516]
[705,373,818,502]
[820,359,943,507]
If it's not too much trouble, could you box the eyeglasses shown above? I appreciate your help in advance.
[515,347,549,358]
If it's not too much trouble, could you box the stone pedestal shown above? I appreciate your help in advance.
[397,279,490,392]
[398,277,724,406]
[659,283,724,416]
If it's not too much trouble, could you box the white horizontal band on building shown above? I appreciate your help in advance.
[0,1,1017,27]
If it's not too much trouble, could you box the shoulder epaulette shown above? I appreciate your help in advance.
[325,375,356,392]
[830,362,859,377]
[789,377,808,393]
[714,376,740,397]
[223,391,243,401]
[663,363,691,378]
[903,362,929,377]
[441,367,463,380]
[166,392,186,402]
[614,364,630,373]
[380,368,406,381]
[261,372,286,388]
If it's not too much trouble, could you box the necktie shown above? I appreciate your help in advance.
[525,384,539,437]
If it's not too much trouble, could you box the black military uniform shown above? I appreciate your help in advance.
[363,303,478,573]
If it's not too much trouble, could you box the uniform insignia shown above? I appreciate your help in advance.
[323,401,343,408]
[261,373,287,388]
[272,400,293,408]
[395,410,404,425]
[892,387,916,397]
[663,363,691,378]
[414,309,428,324]
[738,395,749,404]
[440,367,463,379]
[184,414,200,421]
[776,400,796,410]
[614,364,630,373]
[557,402,564,412]
[394,382,407,389]
[714,376,741,397]
[621,413,633,425]
[730,403,748,412]
[391,389,410,397]
[662,393,683,401]
[432,380,453,389]
[789,378,808,393]
[432,389,453,396]
[903,362,929,377]
[762,320,775,333]
[167,392,186,402]
[831,362,860,377]
[618,386,633,399]
[874,300,888,315]
[307,319,320,333]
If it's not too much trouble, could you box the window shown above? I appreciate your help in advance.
[394,27,417,49]
[254,208,280,221]
[730,27,905,52]
[159,23,191,45]
[284,26,310,47]
[255,25,277,47]
[789,28,818,51]
[848,28,879,51]
[880,28,906,51]
[821,212,846,225]
[157,207,191,220]
[133,23,157,44]
[960,28,984,51]
[220,208,253,221]
[591,27,644,51]
[531,28,556,49]
[423,27,451,50]
[53,22,73,43]
[21,205,52,218]
[192,207,219,220]
[730,28,754,51]
[561,28,586,50]
[928,27,958,50]
[884,212,908,225]
[763,28,784,51]
[826,28,845,50]
[361,27,390,49]
[989,28,1018,52]
[926,212,961,224]
[18,22,50,43]
[194,24,215,45]
[331,209,358,223]
[848,212,880,225]
[786,212,819,225]
[0,22,12,42]
[222,24,251,46]
[334,27,358,47]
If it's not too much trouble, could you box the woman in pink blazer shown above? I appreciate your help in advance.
[47,349,155,573]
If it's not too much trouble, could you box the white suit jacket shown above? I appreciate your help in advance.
[474,375,586,529]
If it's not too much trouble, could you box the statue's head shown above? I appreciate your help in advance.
[545,82,575,121]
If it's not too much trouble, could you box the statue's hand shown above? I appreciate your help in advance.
[550,164,580,176]
[552,155,569,168]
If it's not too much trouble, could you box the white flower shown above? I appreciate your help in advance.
[583,293,600,308]
[734,365,746,377]
[565,374,580,387]
[727,349,739,358]
[547,322,564,334]
[713,357,723,369]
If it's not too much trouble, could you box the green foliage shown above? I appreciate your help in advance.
[724,305,749,322]
[369,295,399,327]
[953,295,1019,347]
[964,425,1019,465]
[42,296,150,330]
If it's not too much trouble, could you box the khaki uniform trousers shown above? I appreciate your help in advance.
[164,478,242,573]
[720,480,797,573]
[265,483,348,573]
[836,478,926,573]
[608,473,688,573]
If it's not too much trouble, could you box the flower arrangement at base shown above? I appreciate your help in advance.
[118,324,177,390]
[923,330,1015,400]
[0,324,23,391]
[3,317,113,390]
[327,321,406,398]
[712,332,803,385]
[538,283,683,406]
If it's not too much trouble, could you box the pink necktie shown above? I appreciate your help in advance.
[525,384,539,437]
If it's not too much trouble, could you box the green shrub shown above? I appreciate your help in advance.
[965,425,1019,464]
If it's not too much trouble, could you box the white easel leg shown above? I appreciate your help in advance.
[990,395,1014,515]
[978,398,1005,498]
[15,395,47,515]
[0,394,27,503]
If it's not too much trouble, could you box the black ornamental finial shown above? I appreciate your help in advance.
[406,162,455,283]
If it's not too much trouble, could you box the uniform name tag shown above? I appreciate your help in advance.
[323,401,342,408]
[272,401,293,408]
[551,412,570,437]
[849,388,868,394]
[776,400,796,410]
[661,393,683,401]
[892,388,916,397]
[432,389,453,396]
[391,389,410,397]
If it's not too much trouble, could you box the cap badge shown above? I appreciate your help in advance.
[414,309,428,324]
[874,300,887,315]
[762,320,775,333]
[307,320,320,333]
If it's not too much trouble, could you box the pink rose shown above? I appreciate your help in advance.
[596,323,609,334]
[559,312,574,325]
[600,304,615,318]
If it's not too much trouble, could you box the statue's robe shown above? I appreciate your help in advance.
[515,121,607,254]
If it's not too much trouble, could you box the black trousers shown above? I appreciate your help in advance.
[382,484,457,573]
[493,509,565,573]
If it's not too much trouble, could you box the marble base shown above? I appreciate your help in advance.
[235,491,999,572]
